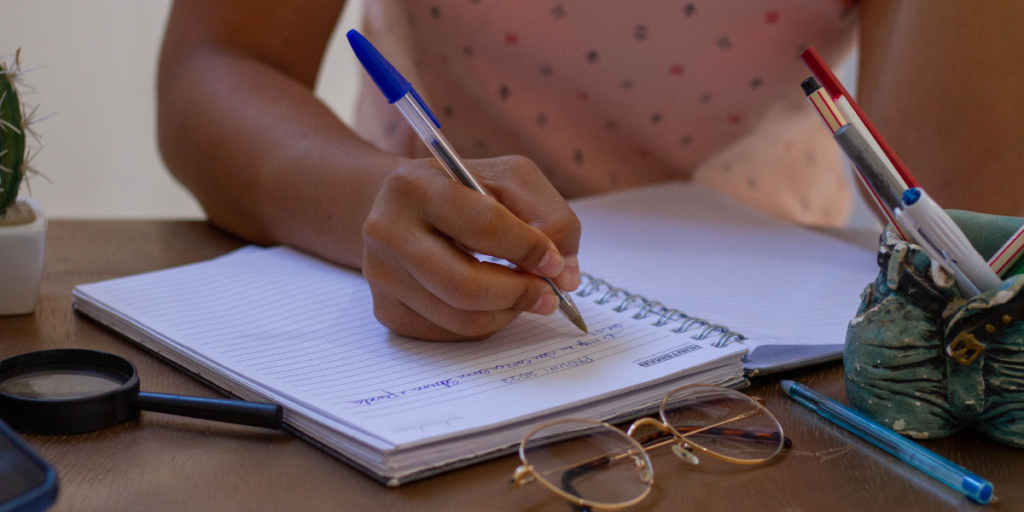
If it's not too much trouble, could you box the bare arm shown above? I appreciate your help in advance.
[859,0,1024,217]
[158,0,400,268]
[157,0,580,340]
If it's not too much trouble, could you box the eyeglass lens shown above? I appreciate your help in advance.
[523,421,652,507]
[661,385,784,461]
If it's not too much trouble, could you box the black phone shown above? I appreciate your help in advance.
[0,418,57,512]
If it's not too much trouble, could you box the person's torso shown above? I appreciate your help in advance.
[354,0,858,225]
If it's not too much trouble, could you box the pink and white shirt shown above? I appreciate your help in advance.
[354,0,859,226]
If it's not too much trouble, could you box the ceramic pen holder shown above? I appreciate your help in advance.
[845,210,1024,447]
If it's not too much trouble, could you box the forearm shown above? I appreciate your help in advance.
[859,0,1024,217]
[158,46,404,268]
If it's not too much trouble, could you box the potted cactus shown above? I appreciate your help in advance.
[0,50,46,315]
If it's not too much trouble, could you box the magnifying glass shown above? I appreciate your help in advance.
[0,349,282,435]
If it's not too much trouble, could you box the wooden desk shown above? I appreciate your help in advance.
[2,221,1019,512]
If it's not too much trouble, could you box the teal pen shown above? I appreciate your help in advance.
[781,380,994,504]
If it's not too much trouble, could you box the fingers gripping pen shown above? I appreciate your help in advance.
[347,29,587,332]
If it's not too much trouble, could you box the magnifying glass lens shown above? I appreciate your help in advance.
[0,367,125,400]
[0,349,281,435]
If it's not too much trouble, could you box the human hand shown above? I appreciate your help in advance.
[362,155,581,341]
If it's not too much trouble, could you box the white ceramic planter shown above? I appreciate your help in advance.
[0,198,46,315]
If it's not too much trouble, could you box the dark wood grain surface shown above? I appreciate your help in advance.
[1,221,1020,512]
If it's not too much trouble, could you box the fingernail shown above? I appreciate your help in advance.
[563,255,580,291]
[536,248,564,277]
[529,291,559,315]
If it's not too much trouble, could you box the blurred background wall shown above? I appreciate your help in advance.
[0,1,872,228]
[0,0,365,219]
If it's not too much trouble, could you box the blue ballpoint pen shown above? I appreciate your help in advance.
[781,380,994,504]
[347,30,587,333]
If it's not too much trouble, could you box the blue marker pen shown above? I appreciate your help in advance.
[347,30,587,333]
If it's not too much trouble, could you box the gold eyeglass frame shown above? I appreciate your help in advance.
[509,383,785,510]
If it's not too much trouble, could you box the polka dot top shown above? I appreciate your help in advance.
[352,0,859,227]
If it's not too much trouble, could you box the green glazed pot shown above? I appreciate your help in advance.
[845,210,1024,446]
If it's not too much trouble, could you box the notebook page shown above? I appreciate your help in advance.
[569,182,879,352]
[75,246,744,448]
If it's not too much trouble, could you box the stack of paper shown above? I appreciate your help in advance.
[73,246,745,485]
[73,182,878,485]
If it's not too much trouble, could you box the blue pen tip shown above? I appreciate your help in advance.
[779,380,794,395]
[902,188,922,206]
[346,29,411,104]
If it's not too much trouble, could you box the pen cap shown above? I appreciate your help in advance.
[801,77,822,97]
[346,30,411,104]
[962,475,994,504]
[347,29,442,129]
[902,188,922,207]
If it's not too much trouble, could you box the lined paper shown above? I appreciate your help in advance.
[571,182,879,354]
[75,246,744,447]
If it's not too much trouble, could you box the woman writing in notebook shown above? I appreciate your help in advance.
[158,1,1024,341]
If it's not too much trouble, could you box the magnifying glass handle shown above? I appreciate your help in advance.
[136,393,282,429]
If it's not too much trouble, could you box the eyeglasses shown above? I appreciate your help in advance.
[509,384,788,510]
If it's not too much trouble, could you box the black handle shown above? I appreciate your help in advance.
[135,392,282,429]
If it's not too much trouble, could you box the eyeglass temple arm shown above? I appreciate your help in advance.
[510,463,597,512]
[536,415,790,482]
[561,457,610,512]
[635,426,792,449]
[551,425,792,505]
[514,410,792,496]
[626,414,791,448]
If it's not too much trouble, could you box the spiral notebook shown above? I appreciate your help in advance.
[71,182,878,485]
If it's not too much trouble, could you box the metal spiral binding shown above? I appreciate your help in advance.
[577,273,746,348]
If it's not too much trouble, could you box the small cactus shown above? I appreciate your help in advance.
[0,49,42,216]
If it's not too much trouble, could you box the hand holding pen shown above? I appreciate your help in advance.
[362,157,583,340]
[350,30,585,340]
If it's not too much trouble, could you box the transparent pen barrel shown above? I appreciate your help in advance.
[393,93,584,330]
[394,94,488,195]
[818,398,992,503]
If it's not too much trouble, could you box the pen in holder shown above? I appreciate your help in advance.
[845,210,1024,447]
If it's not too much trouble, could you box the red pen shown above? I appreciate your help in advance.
[800,47,920,189]
[801,77,911,241]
